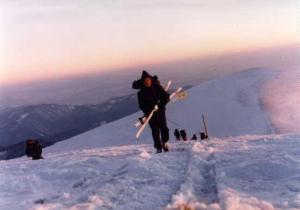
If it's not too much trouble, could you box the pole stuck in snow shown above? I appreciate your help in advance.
[202,114,209,139]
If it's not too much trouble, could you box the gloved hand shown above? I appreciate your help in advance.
[138,117,145,125]
[157,99,166,109]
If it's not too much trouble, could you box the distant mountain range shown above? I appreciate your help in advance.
[0,94,139,159]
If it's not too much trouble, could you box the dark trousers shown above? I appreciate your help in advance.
[149,108,169,149]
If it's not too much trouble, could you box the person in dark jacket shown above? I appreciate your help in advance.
[174,129,181,141]
[133,70,170,153]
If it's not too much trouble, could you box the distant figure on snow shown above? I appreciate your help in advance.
[191,134,197,140]
[174,129,181,141]
[200,132,208,140]
[180,129,187,141]
[132,70,170,153]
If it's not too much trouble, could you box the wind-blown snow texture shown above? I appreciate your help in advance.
[261,67,300,134]
[1,136,300,210]
[1,68,300,210]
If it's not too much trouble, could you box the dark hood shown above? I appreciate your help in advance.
[140,70,152,81]
[132,70,157,90]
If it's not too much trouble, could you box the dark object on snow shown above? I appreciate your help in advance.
[200,132,208,140]
[26,139,43,160]
[133,70,170,151]
[191,134,197,140]
[174,129,181,141]
[180,129,187,141]
[26,139,34,157]
[202,114,209,139]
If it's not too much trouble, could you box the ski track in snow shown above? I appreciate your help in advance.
[166,141,221,210]
[0,141,224,210]
[1,135,300,210]
[0,142,193,210]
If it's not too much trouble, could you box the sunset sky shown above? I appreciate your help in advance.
[0,0,298,85]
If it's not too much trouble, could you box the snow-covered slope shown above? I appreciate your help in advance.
[261,67,300,133]
[1,68,300,210]
[46,68,276,153]
[166,68,275,138]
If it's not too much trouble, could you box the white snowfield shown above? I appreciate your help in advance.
[1,68,300,210]
[1,135,300,210]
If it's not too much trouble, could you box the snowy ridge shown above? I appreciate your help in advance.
[261,67,300,133]
[166,68,276,138]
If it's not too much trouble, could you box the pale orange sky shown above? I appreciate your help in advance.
[0,0,298,85]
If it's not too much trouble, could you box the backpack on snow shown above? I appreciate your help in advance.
[26,139,43,160]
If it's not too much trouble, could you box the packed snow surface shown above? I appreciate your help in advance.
[1,135,300,209]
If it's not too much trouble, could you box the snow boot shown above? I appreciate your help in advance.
[157,148,162,153]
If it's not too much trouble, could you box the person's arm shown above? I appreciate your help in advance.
[132,80,142,89]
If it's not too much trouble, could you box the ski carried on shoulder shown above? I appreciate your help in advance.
[169,87,183,100]
[134,86,183,128]
[170,89,187,102]
[165,80,172,91]
[135,86,184,140]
